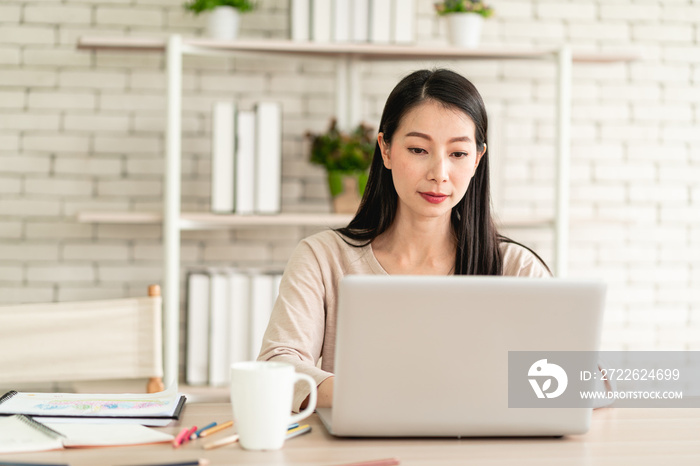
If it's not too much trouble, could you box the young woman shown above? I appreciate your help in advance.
[258,69,551,412]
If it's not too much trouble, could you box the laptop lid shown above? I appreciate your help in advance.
[326,276,606,437]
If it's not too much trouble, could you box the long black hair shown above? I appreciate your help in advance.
[336,69,549,276]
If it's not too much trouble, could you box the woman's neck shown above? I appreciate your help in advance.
[371,210,456,275]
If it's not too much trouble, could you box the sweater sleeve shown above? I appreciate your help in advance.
[501,242,553,278]
[257,238,334,413]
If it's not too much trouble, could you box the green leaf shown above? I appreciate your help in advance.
[308,119,375,172]
[183,0,255,15]
[434,0,494,17]
[327,171,345,197]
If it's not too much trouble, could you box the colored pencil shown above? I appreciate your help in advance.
[288,422,299,430]
[191,421,216,439]
[332,458,400,466]
[285,424,311,440]
[198,420,233,437]
[171,427,190,448]
[202,433,240,450]
[183,425,198,444]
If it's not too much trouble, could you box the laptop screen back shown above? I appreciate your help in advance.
[329,276,606,437]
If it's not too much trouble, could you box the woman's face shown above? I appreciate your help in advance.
[378,99,484,223]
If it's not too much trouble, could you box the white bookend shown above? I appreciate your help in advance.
[211,101,235,213]
[208,273,230,386]
[333,0,350,42]
[369,0,392,44]
[311,0,332,43]
[392,0,414,44]
[228,271,251,363]
[249,273,275,360]
[186,273,210,386]
[254,102,282,214]
[350,0,369,42]
[235,110,256,214]
[290,0,311,42]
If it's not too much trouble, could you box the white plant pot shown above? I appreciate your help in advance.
[207,6,241,41]
[446,12,484,48]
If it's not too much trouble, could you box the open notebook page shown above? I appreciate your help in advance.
[44,422,174,447]
[0,415,63,454]
[0,415,174,453]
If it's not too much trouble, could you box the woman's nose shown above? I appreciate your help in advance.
[428,155,448,183]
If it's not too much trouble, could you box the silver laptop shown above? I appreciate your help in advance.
[317,275,606,437]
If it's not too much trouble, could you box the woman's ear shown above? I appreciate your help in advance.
[378,133,391,169]
[474,142,487,171]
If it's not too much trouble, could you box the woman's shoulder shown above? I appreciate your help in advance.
[289,229,375,277]
[300,229,363,250]
[296,229,369,262]
[499,240,552,278]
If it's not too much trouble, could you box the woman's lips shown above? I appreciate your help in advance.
[420,192,448,204]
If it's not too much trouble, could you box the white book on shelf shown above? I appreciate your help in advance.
[351,0,369,42]
[369,0,392,44]
[254,102,282,214]
[208,273,230,387]
[392,0,414,44]
[333,0,350,42]
[228,271,251,363]
[186,272,210,386]
[290,0,311,42]
[249,273,275,360]
[235,110,256,214]
[311,0,332,43]
[211,101,235,213]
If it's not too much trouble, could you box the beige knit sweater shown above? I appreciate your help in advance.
[258,230,551,412]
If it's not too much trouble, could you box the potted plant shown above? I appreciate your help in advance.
[434,0,494,48]
[184,0,256,41]
[307,119,375,214]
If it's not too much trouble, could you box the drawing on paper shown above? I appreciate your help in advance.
[35,400,169,413]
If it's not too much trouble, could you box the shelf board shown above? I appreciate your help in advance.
[77,36,639,63]
[77,211,354,230]
[77,211,554,231]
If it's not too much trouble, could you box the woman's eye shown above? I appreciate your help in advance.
[408,147,426,154]
[452,152,469,158]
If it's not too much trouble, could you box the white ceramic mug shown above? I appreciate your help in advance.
[230,361,317,450]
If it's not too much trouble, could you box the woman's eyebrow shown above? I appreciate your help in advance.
[405,131,473,143]
[405,131,431,140]
[448,136,473,143]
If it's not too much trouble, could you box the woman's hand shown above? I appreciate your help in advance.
[301,376,334,410]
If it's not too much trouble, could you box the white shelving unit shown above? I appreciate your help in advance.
[77,35,637,385]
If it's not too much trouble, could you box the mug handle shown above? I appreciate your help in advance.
[289,373,318,425]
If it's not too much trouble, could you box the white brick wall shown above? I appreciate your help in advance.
[25,6,92,25]
[1,0,699,353]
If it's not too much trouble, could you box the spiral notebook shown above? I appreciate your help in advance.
[0,414,174,454]
[0,387,185,426]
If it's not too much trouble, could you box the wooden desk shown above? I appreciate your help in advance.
[3,404,699,466]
